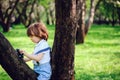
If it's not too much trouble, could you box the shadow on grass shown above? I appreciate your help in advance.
[113,51,120,58]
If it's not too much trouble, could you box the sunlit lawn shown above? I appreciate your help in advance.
[0,24,120,80]
[75,25,120,80]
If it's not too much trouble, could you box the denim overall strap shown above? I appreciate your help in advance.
[35,47,51,54]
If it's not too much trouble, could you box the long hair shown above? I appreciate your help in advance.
[27,22,48,41]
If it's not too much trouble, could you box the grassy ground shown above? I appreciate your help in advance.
[0,24,120,80]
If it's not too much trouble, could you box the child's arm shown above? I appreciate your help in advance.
[20,50,44,62]
[23,52,44,62]
[23,57,31,62]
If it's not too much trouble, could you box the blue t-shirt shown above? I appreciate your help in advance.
[33,39,51,65]
[33,39,51,80]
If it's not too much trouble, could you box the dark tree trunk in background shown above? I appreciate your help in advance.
[26,0,37,28]
[46,8,50,25]
[0,33,37,80]
[85,0,95,34]
[76,0,98,44]
[51,0,76,80]
[112,9,115,26]
[0,22,10,32]
[76,0,86,44]
[0,0,19,32]
[117,7,120,24]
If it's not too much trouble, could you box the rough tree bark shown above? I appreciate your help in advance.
[76,0,98,44]
[0,33,37,80]
[76,0,86,44]
[85,0,95,34]
[51,0,77,80]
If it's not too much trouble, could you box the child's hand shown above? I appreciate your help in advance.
[16,49,24,59]
[19,50,26,55]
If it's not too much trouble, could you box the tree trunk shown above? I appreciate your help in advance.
[46,9,50,25]
[51,0,76,80]
[0,22,10,32]
[76,0,101,44]
[85,0,95,34]
[0,33,37,80]
[112,8,115,26]
[1,0,19,32]
[76,0,85,44]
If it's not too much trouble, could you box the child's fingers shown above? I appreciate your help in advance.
[19,50,25,54]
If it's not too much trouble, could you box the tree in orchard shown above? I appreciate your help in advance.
[51,0,77,80]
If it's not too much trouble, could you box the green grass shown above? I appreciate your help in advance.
[75,25,120,80]
[0,24,120,80]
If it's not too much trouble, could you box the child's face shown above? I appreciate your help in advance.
[29,36,41,43]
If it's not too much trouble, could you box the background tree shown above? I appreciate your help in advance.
[75,0,120,44]
[14,0,39,27]
[51,0,77,80]
[76,0,86,43]
[40,0,55,25]
[85,0,96,34]
[0,0,55,32]
[0,0,19,32]
[94,0,120,26]
[76,0,101,44]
